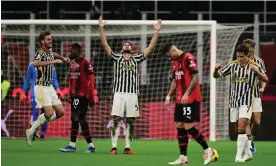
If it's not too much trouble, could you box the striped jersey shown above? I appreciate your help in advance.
[34,48,55,86]
[111,51,146,94]
[252,56,266,98]
[219,59,265,108]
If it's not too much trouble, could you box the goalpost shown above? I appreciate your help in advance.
[1,19,248,141]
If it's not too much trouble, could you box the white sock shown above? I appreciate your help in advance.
[204,147,211,153]
[236,134,247,160]
[111,121,120,148]
[69,142,76,147]
[248,139,252,149]
[244,139,252,156]
[125,123,131,148]
[88,143,94,148]
[47,112,57,122]
[30,114,47,133]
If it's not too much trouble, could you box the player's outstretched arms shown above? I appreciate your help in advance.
[144,19,162,57]
[213,63,222,78]
[33,59,63,67]
[99,16,111,56]
[249,64,269,83]
[165,79,176,105]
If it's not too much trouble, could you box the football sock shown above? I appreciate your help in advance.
[244,135,252,155]
[187,127,209,150]
[236,131,247,160]
[111,120,120,148]
[70,121,79,143]
[177,128,188,156]
[80,121,92,144]
[125,120,134,148]
[30,113,47,133]
[251,123,260,140]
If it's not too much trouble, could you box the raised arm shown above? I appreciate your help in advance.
[99,16,112,56]
[143,19,162,57]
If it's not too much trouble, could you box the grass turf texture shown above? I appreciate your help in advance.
[2,139,276,166]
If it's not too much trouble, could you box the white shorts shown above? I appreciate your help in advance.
[230,105,253,123]
[111,92,139,118]
[34,85,62,108]
[252,98,263,113]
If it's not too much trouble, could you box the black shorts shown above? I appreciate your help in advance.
[71,95,89,113]
[174,102,200,123]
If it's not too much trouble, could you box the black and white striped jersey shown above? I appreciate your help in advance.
[252,56,266,98]
[219,59,265,108]
[110,51,146,94]
[34,48,54,86]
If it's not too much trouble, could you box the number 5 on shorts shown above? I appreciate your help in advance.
[183,107,191,115]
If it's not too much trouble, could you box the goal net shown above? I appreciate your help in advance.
[1,20,248,141]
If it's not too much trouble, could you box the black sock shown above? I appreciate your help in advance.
[70,121,79,143]
[177,128,188,155]
[251,123,260,139]
[80,121,92,144]
[187,127,209,150]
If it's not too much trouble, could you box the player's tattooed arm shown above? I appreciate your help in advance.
[185,73,199,95]
[143,19,162,57]
[99,16,112,56]
[53,52,70,63]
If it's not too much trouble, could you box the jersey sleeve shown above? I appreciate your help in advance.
[34,50,45,61]
[53,68,60,90]
[84,59,94,75]
[110,51,121,61]
[259,60,266,73]
[219,62,233,77]
[22,64,33,92]
[185,54,198,74]
[132,53,146,63]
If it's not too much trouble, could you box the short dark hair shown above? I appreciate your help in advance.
[236,44,249,55]
[38,31,51,46]
[122,42,133,48]
[243,39,255,48]
[162,43,173,55]
[70,43,81,53]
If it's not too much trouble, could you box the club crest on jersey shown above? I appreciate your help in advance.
[70,61,80,79]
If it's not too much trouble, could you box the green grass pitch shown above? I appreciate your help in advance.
[2,139,276,166]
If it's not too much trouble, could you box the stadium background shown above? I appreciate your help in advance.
[1,1,276,141]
